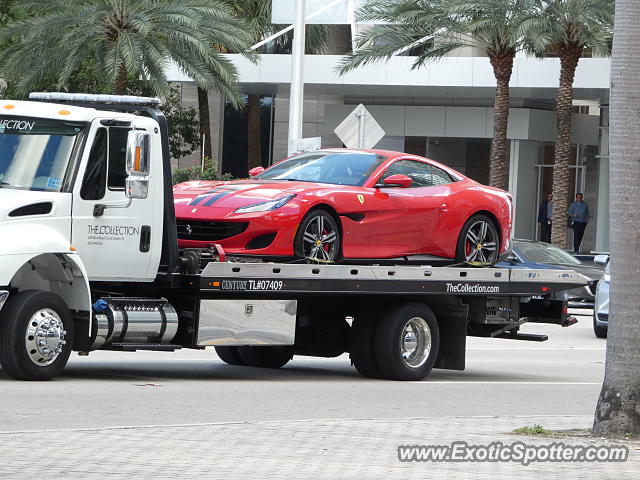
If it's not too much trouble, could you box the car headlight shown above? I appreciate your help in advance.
[234,194,296,213]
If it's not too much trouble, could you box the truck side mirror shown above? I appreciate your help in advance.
[126,131,150,176]
[125,131,150,200]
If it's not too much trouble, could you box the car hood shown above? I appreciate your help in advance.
[173,179,332,212]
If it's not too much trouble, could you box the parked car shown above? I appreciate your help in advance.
[173,149,513,264]
[593,255,610,338]
[497,239,603,308]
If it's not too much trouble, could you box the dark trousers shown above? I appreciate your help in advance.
[540,220,551,243]
[572,221,587,253]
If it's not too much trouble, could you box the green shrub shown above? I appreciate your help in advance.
[172,158,234,185]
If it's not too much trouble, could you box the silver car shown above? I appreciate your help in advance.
[593,259,610,338]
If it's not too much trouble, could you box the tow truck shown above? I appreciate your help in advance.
[0,93,585,381]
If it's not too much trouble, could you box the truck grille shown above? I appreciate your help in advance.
[176,220,248,241]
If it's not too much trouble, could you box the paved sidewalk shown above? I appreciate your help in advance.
[0,415,637,479]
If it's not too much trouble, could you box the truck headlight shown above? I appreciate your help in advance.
[234,194,296,214]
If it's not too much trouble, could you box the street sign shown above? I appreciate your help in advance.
[334,104,385,149]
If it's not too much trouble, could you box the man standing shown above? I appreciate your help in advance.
[568,192,590,253]
[537,193,553,243]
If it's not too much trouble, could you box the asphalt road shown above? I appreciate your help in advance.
[0,309,605,432]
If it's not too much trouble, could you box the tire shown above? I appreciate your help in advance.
[593,315,608,338]
[455,214,500,265]
[374,302,439,381]
[237,345,294,368]
[294,209,341,262]
[0,290,74,381]
[214,346,245,366]
[349,311,382,378]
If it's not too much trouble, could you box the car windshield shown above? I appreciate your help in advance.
[0,116,85,192]
[515,240,582,266]
[256,151,385,186]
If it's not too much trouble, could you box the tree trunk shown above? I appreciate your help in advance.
[488,53,514,191]
[592,0,640,436]
[550,45,582,247]
[247,94,262,170]
[198,87,212,160]
[114,64,128,95]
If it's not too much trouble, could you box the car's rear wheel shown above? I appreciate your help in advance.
[455,214,500,265]
[294,209,341,262]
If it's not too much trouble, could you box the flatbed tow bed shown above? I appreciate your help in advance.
[135,260,587,381]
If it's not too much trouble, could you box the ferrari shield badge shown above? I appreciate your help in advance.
[357,194,365,204]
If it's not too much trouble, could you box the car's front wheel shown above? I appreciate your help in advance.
[294,209,341,262]
[455,214,500,265]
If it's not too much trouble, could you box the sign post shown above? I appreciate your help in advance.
[287,0,306,156]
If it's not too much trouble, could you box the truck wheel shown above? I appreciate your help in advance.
[349,312,382,378]
[237,345,293,368]
[374,302,439,381]
[214,346,245,366]
[0,290,74,381]
[593,315,608,338]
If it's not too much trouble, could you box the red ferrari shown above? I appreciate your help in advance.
[173,149,512,264]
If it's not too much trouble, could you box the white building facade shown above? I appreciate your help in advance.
[167,7,610,253]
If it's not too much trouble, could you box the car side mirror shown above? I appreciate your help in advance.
[594,254,609,266]
[506,253,519,263]
[378,174,412,188]
[249,166,265,178]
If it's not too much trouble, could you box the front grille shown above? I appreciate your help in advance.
[176,220,248,241]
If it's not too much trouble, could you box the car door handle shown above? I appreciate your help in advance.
[140,225,151,252]
[439,203,449,215]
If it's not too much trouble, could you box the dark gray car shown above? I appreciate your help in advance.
[497,239,603,308]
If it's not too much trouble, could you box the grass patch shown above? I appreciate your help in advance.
[512,424,552,435]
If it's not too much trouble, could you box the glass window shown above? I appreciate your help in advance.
[514,240,582,266]
[257,151,384,186]
[80,128,107,200]
[379,160,453,188]
[107,128,129,190]
[0,116,85,192]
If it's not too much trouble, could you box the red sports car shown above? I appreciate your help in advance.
[173,149,512,264]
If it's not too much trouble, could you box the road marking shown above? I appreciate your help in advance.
[409,381,600,385]
[466,347,605,350]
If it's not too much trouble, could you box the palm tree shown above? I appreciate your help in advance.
[338,0,536,190]
[524,0,613,247]
[592,0,640,437]
[0,0,254,101]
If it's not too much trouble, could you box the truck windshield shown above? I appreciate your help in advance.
[0,116,85,192]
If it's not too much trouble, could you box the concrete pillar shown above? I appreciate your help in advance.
[508,140,540,240]
[595,106,610,252]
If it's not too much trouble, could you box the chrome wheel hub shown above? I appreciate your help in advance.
[302,215,337,261]
[400,317,431,369]
[465,221,498,263]
[25,309,66,366]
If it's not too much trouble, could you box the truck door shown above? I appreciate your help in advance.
[71,122,160,281]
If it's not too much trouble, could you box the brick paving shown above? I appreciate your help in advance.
[0,415,638,479]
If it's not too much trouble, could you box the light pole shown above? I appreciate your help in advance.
[287,0,306,156]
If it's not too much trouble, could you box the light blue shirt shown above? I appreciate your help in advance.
[568,201,589,223]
